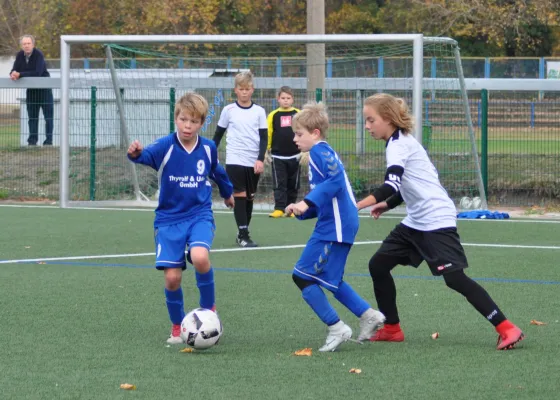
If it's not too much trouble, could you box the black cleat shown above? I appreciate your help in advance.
[236,235,258,248]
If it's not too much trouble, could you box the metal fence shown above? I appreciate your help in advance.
[1,78,558,207]
[39,57,560,80]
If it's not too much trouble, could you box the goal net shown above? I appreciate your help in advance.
[60,35,486,210]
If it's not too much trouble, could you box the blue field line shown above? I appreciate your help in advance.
[17,260,560,286]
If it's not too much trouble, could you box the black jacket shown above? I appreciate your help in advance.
[10,48,50,78]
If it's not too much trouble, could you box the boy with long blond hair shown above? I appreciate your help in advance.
[359,93,523,350]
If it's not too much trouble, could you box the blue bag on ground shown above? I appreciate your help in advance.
[457,210,510,219]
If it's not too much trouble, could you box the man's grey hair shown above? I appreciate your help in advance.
[20,35,36,45]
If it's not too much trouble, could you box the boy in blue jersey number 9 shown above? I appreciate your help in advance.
[128,93,234,344]
[286,102,385,352]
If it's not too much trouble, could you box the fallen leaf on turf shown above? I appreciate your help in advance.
[293,348,312,356]
[349,368,362,374]
[530,320,547,326]
[180,347,194,353]
[431,332,439,339]
[120,384,136,390]
[25,246,31,249]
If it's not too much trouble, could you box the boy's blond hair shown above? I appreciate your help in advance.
[277,86,294,97]
[364,93,414,134]
[234,71,254,88]
[174,92,208,122]
[292,102,329,138]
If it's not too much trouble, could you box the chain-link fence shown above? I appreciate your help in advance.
[39,56,560,80]
[0,85,60,200]
[1,82,558,207]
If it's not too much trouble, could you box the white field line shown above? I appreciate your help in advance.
[1,240,560,265]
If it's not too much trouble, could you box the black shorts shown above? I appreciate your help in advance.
[375,223,468,276]
[225,164,260,197]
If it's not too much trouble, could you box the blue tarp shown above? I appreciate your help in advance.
[457,210,510,219]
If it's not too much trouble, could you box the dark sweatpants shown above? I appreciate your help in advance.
[271,157,301,211]
[26,88,54,145]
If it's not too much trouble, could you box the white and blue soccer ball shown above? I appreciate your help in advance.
[180,308,223,350]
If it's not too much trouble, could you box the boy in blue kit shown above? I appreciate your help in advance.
[285,102,385,352]
[127,93,235,344]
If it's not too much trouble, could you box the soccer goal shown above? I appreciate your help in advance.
[59,34,486,210]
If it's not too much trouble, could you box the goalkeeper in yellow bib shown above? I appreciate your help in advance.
[267,86,301,218]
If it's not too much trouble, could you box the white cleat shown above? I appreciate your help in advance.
[319,321,353,352]
[357,308,386,342]
[166,324,184,344]
[166,335,184,345]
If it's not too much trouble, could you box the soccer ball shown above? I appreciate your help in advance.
[472,196,482,209]
[460,196,482,210]
[180,308,223,350]
[460,196,473,209]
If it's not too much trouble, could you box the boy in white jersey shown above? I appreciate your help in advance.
[128,93,234,344]
[286,102,385,352]
[213,71,268,247]
[357,93,524,350]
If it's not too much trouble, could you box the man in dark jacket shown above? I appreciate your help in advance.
[10,35,54,146]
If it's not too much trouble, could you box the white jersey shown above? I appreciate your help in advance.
[217,102,268,167]
[386,130,457,230]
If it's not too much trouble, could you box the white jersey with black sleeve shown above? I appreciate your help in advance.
[216,102,268,167]
[385,130,457,230]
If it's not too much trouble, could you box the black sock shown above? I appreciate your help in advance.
[373,273,400,324]
[443,270,506,327]
[369,254,401,324]
[233,197,248,235]
[246,199,254,227]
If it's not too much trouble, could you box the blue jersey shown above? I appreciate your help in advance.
[298,141,359,244]
[128,133,233,227]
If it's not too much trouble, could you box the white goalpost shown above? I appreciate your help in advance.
[58,34,486,210]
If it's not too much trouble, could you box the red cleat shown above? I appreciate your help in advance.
[166,324,183,344]
[496,321,524,350]
[369,323,405,342]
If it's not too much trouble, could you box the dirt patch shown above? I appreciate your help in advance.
[0,146,159,201]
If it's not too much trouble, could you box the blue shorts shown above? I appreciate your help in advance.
[154,217,215,270]
[293,238,352,291]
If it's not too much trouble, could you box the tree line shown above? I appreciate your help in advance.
[1,0,559,58]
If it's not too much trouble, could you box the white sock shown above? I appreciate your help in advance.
[329,320,345,332]
[360,308,374,318]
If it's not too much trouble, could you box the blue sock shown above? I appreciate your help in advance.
[333,281,371,317]
[195,268,215,310]
[165,287,185,325]
[302,285,339,326]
